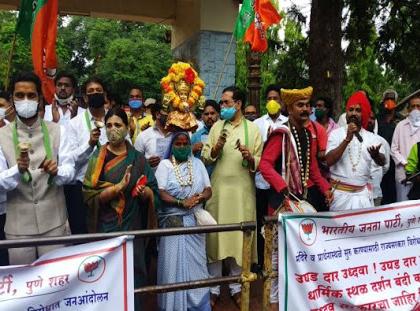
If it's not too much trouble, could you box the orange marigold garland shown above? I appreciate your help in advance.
[160,62,205,111]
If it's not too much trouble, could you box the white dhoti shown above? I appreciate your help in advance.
[330,187,373,211]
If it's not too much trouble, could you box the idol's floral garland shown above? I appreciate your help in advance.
[160,62,205,109]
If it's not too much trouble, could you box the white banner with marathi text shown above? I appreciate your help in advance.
[0,235,134,311]
[278,200,420,310]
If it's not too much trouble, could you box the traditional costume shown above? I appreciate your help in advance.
[83,142,159,310]
[327,91,384,210]
[155,133,211,311]
[259,87,330,303]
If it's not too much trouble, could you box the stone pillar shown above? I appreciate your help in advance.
[171,0,238,100]
[172,31,236,100]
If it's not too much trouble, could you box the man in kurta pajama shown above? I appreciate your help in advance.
[0,72,75,264]
[202,86,263,307]
[326,91,386,211]
[259,86,331,304]
[391,90,420,202]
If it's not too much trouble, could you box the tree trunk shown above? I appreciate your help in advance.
[309,0,344,118]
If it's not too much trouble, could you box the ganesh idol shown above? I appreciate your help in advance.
[161,62,205,132]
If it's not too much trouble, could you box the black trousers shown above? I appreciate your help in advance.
[64,183,87,234]
[0,214,8,265]
[256,188,270,266]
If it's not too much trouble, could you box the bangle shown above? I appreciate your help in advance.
[344,138,351,143]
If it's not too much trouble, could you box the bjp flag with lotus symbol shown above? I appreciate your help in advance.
[234,0,281,52]
[16,0,58,104]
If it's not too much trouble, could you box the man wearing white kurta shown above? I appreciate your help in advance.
[326,91,385,211]
[0,72,75,264]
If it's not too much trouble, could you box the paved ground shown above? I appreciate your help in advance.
[142,279,265,311]
[141,255,266,310]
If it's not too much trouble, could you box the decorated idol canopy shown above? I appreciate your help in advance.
[161,62,206,132]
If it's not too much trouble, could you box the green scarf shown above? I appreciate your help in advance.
[12,120,53,184]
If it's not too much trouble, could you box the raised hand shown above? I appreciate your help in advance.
[116,165,132,193]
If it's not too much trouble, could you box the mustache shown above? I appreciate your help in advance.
[300,112,309,117]
[348,116,361,127]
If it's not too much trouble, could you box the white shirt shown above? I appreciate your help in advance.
[0,119,10,215]
[134,126,173,160]
[370,135,390,199]
[327,126,385,186]
[67,110,108,182]
[44,104,85,125]
[0,123,75,214]
[253,114,288,189]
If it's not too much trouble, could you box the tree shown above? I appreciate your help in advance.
[308,0,344,118]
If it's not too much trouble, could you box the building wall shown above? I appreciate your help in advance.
[173,31,236,101]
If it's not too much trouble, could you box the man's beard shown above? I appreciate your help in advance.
[347,115,361,127]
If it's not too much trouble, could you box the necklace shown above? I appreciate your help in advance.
[171,156,194,187]
[291,125,311,188]
[348,139,362,172]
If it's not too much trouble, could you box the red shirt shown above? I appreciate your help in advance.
[305,121,327,153]
[259,128,330,195]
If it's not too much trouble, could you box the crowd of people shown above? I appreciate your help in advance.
[0,70,419,310]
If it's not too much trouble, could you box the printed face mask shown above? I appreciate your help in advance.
[106,127,127,145]
[14,99,38,119]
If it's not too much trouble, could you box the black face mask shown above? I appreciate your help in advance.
[88,93,105,108]
[159,114,168,126]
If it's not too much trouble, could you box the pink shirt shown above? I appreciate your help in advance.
[326,118,339,136]
[391,118,420,182]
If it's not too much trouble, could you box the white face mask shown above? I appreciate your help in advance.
[409,109,420,127]
[54,93,73,106]
[0,108,6,119]
[14,99,38,119]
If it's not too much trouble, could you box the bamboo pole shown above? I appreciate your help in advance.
[4,33,17,91]
[240,229,257,311]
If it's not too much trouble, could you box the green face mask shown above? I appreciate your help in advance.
[172,145,191,162]
[314,108,327,119]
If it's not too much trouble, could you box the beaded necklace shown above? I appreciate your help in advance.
[290,125,311,188]
[171,156,194,187]
[348,139,362,172]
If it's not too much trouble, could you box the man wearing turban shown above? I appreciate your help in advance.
[325,91,386,210]
[259,86,332,305]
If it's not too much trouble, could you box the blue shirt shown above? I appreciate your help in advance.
[191,126,214,176]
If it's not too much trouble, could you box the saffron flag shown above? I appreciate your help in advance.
[235,0,281,52]
[16,0,58,103]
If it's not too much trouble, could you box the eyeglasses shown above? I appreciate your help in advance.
[219,99,237,106]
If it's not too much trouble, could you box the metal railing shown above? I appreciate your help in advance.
[262,215,279,311]
[0,221,258,311]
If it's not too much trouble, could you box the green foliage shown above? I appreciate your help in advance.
[235,12,309,113]
[343,45,412,112]
[0,11,31,89]
[0,13,173,101]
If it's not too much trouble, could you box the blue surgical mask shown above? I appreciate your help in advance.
[220,107,237,121]
[129,99,143,109]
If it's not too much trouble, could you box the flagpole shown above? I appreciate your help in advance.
[4,33,17,91]
[212,33,235,99]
